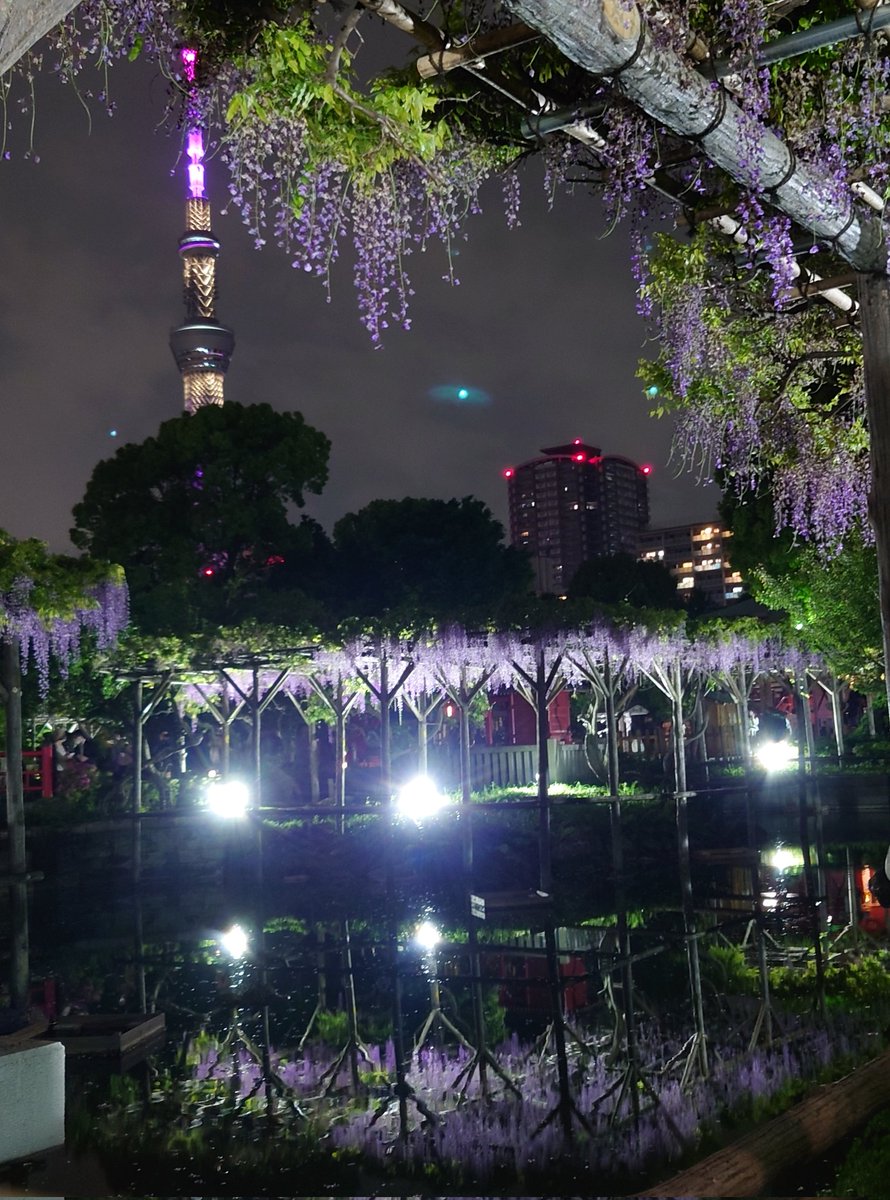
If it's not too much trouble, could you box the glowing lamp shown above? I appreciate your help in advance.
[205,778,251,819]
[755,738,796,773]
[414,920,442,954]
[641,465,652,475]
[395,775,449,824]
[646,385,659,397]
[187,128,204,162]
[503,468,514,478]
[574,453,585,462]
[186,127,206,199]
[181,46,198,82]
[457,387,469,400]
[573,438,581,444]
[202,567,215,578]
[219,923,249,959]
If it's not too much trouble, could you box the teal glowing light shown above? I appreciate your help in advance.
[428,384,490,406]
[646,385,660,397]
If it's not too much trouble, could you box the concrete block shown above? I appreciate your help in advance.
[0,1040,65,1164]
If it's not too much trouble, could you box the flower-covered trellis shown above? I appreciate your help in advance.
[0,530,129,1012]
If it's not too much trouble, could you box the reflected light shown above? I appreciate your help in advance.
[395,775,449,824]
[219,923,249,959]
[764,845,802,872]
[205,778,251,819]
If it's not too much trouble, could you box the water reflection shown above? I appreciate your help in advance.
[3,773,890,1195]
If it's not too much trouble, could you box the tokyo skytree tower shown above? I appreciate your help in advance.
[169,47,234,412]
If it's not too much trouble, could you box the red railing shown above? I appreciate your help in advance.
[0,744,54,798]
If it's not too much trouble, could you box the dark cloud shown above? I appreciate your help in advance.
[0,56,719,551]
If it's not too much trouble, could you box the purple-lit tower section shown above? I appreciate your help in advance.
[169,47,234,413]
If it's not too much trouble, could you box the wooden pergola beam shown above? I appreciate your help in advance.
[508,0,885,274]
[416,22,538,79]
[0,0,81,75]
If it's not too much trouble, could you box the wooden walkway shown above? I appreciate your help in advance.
[635,1047,890,1198]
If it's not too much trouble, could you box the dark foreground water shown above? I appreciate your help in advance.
[3,773,890,1197]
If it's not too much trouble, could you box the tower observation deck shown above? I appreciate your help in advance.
[169,47,234,412]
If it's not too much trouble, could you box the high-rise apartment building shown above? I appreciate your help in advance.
[504,440,651,594]
[637,521,744,606]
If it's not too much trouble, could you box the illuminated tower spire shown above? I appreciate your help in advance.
[169,46,234,413]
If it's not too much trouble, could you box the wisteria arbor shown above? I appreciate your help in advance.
[0,530,128,1010]
[126,611,820,802]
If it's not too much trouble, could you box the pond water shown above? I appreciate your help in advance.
[2,772,890,1196]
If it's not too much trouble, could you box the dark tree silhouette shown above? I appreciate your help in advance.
[71,403,331,634]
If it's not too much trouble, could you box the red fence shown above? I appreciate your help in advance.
[0,744,54,799]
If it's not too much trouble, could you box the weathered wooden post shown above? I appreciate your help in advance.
[859,273,890,712]
[1,636,29,1012]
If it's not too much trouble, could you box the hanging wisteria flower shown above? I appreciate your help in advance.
[0,538,129,695]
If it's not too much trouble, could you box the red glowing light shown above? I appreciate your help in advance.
[444,702,456,718]
[503,468,514,478]
[641,464,652,475]
[574,453,585,462]
[573,438,581,444]
[266,554,285,566]
[202,567,215,577]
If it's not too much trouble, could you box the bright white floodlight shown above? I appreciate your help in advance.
[205,778,251,819]
[413,920,442,954]
[219,923,250,959]
[755,739,797,773]
[395,775,449,824]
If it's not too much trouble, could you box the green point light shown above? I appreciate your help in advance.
[646,385,659,397]
[457,387,469,400]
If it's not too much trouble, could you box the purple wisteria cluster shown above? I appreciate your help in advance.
[221,115,495,342]
[0,574,129,694]
[197,619,820,710]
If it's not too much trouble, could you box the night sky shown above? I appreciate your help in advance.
[0,52,719,553]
